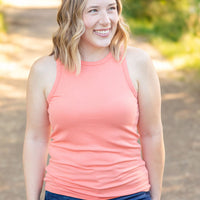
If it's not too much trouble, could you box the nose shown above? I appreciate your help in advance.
[99,11,110,26]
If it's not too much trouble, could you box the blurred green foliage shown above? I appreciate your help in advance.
[123,0,189,41]
[123,0,200,75]
[189,0,200,35]
[0,13,6,32]
[0,0,6,34]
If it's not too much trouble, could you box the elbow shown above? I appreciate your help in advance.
[139,122,163,139]
[24,127,50,144]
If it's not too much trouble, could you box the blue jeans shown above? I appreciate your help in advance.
[45,190,151,200]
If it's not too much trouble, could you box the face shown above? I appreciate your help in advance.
[79,0,119,52]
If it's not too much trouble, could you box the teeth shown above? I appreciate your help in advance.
[94,30,109,34]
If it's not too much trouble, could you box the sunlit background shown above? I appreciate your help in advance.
[0,0,199,200]
[1,0,60,8]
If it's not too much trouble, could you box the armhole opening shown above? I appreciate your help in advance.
[121,58,138,99]
[47,59,62,103]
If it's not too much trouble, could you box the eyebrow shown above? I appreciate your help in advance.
[87,3,117,9]
[108,3,117,6]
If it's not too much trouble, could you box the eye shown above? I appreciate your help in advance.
[108,6,117,11]
[88,9,98,13]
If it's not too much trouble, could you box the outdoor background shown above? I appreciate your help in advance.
[0,0,200,199]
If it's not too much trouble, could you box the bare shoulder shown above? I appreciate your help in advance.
[126,46,156,79]
[126,46,149,59]
[27,55,57,100]
[30,55,56,77]
[126,46,152,70]
[28,55,56,85]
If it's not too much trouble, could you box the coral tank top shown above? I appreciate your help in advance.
[44,52,150,200]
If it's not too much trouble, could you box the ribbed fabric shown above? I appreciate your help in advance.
[44,52,150,200]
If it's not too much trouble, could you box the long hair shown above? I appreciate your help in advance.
[50,0,129,75]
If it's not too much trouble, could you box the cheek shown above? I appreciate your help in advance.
[83,15,96,29]
[112,14,119,25]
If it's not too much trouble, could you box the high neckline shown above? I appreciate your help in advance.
[81,52,112,67]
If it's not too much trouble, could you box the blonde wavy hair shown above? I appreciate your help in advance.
[50,0,129,75]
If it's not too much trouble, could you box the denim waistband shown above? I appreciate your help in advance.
[45,190,151,200]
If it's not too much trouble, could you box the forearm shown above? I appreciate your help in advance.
[141,133,165,200]
[23,139,48,200]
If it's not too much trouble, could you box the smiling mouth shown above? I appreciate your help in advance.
[93,28,111,37]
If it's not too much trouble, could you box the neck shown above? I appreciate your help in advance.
[79,45,110,62]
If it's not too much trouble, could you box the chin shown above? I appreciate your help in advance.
[95,40,112,48]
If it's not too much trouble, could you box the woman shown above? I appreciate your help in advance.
[23,0,165,199]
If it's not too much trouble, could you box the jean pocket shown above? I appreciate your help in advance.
[45,191,61,200]
[142,191,151,200]
[45,191,83,200]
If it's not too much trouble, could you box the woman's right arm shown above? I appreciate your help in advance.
[23,58,51,200]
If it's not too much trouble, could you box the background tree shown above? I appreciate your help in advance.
[188,0,200,35]
[123,0,189,41]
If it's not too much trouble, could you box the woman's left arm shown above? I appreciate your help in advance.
[136,51,165,200]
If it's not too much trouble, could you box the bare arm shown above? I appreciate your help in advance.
[137,52,165,200]
[23,58,51,200]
